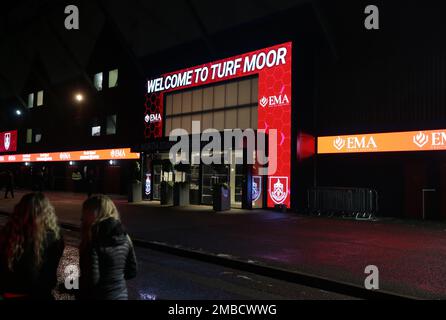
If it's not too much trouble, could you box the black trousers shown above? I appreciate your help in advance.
[4,186,14,198]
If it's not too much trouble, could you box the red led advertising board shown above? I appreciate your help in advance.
[0,130,17,153]
[145,42,292,208]
[0,148,139,163]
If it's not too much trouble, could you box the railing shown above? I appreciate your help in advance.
[307,187,379,220]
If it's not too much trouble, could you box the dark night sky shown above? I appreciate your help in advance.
[1,0,445,100]
[0,0,310,98]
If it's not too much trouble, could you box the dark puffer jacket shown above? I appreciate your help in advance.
[79,218,137,300]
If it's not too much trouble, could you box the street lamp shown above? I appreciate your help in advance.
[15,109,22,116]
[75,93,84,102]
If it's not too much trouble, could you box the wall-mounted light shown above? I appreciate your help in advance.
[15,109,22,116]
[69,161,74,166]
[24,162,30,166]
[109,160,114,165]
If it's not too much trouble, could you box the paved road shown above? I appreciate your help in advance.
[1,190,445,299]
[0,218,353,300]
[127,247,354,300]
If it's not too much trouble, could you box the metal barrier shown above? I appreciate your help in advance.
[307,187,379,220]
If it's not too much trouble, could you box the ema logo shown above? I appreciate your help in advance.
[413,132,429,148]
[145,113,161,123]
[259,94,289,108]
[333,137,345,151]
[4,133,11,151]
[333,136,377,151]
[269,176,288,204]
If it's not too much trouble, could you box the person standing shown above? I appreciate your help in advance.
[4,170,14,199]
[72,169,83,193]
[0,171,5,195]
[78,195,137,300]
[35,168,44,192]
[86,169,96,198]
[0,193,65,300]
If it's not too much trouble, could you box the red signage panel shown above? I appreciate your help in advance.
[0,130,17,153]
[145,42,292,208]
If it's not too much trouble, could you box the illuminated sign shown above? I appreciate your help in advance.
[0,130,18,153]
[145,173,151,196]
[317,129,446,154]
[145,42,292,208]
[144,113,161,124]
[147,46,288,94]
[260,94,290,108]
[269,176,289,205]
[252,176,262,202]
[0,148,139,163]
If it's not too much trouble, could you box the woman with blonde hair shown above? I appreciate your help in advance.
[79,195,137,300]
[0,193,64,300]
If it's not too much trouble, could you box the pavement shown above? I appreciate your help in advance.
[1,190,446,299]
[0,217,352,300]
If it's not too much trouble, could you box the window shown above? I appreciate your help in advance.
[35,133,42,143]
[108,69,118,88]
[165,77,258,136]
[106,115,117,135]
[27,93,34,109]
[37,90,44,106]
[94,72,103,91]
[91,126,101,136]
[26,129,32,143]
